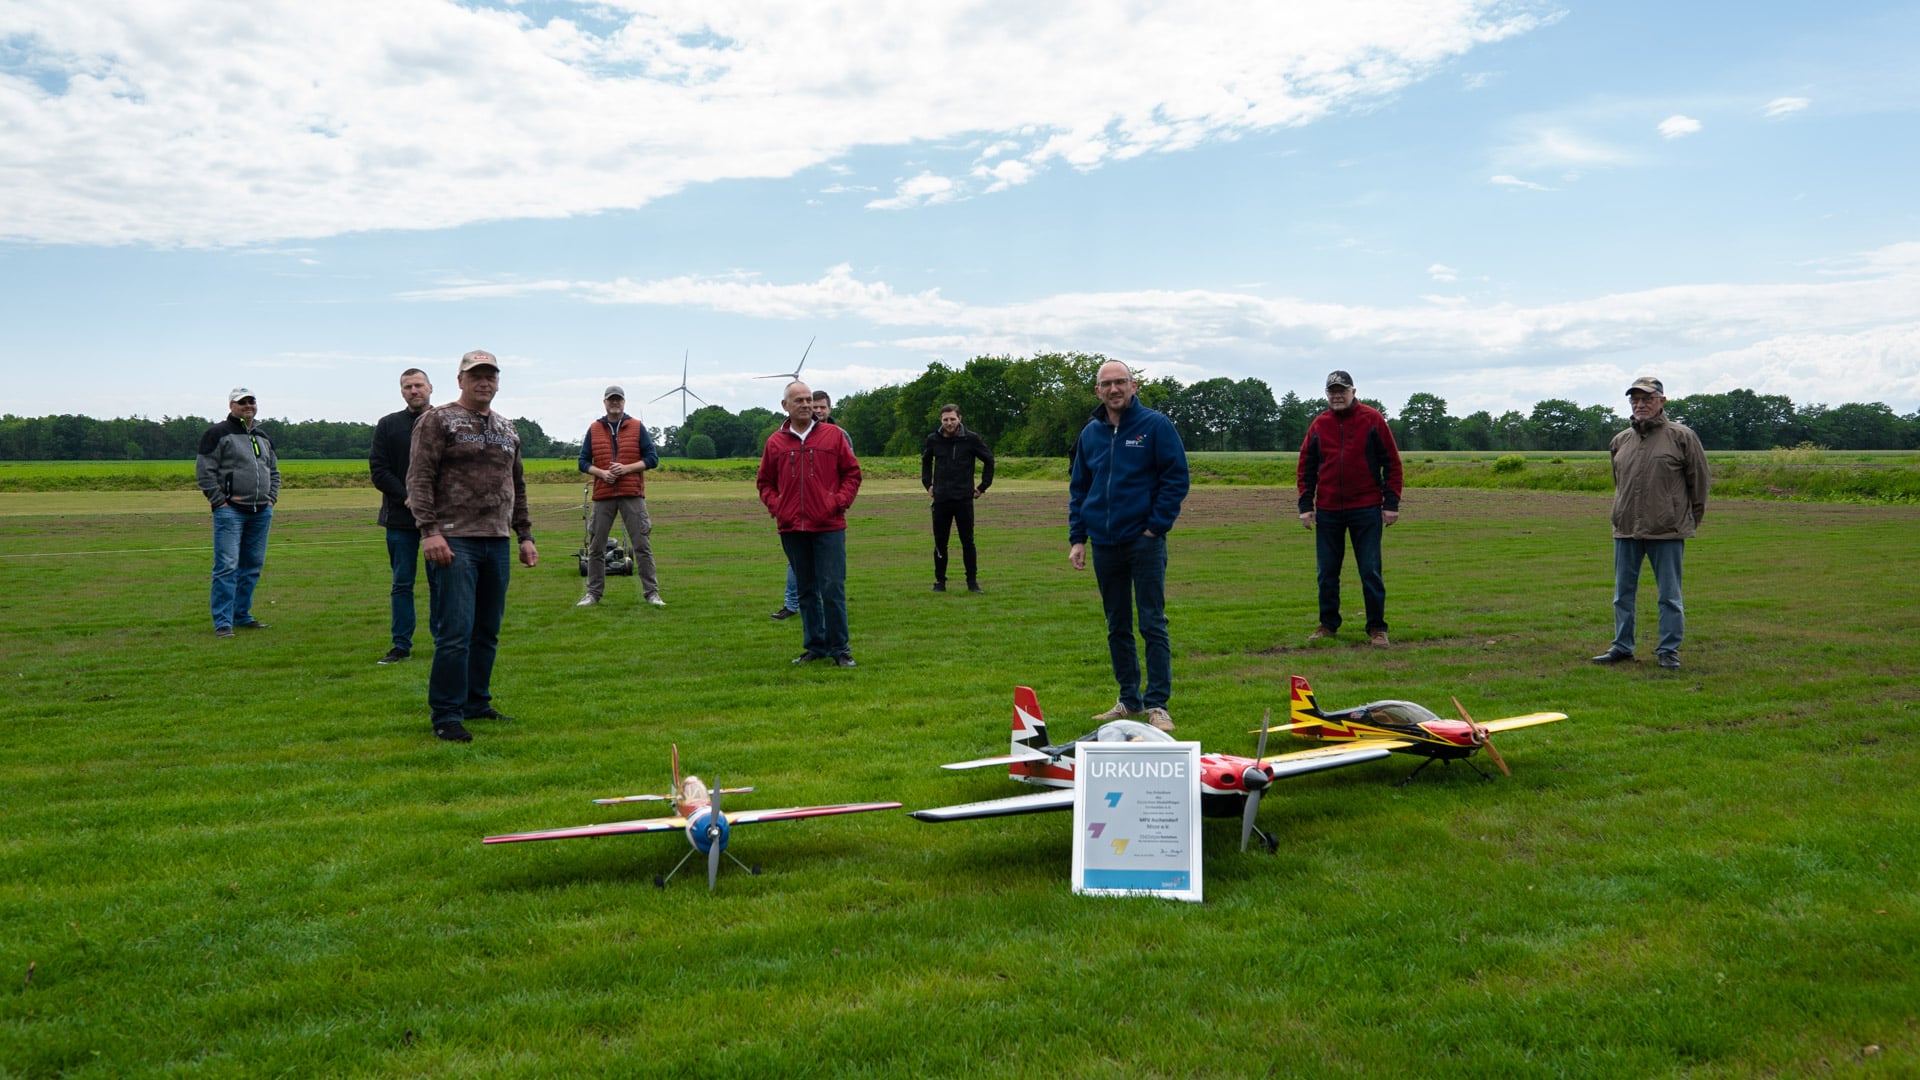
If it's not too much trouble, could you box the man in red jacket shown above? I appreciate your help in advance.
[576,385,663,608]
[756,380,863,667]
[1296,370,1403,647]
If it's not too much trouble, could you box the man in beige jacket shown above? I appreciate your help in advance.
[1591,376,1710,670]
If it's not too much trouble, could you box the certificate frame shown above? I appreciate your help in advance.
[1071,741,1203,902]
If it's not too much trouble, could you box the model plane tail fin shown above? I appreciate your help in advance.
[1290,675,1327,726]
[1012,685,1049,750]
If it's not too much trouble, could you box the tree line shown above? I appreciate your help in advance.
[0,413,577,461]
[6,355,1916,461]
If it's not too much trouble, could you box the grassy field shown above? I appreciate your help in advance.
[1,479,1916,1077]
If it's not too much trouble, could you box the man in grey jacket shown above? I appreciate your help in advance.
[1592,376,1711,670]
[195,388,280,637]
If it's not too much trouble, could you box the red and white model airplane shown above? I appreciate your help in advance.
[910,686,1395,852]
[484,745,900,891]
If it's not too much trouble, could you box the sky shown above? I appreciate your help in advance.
[3,0,1917,439]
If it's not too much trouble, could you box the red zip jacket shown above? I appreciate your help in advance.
[1296,402,1403,513]
[756,419,862,533]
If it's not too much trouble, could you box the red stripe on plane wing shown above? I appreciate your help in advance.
[483,816,686,843]
[724,802,903,825]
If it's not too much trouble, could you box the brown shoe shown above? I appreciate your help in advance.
[1091,701,1143,722]
[1143,707,1175,732]
[1307,626,1336,641]
[1369,630,1390,647]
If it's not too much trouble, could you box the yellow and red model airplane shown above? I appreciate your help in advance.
[484,745,900,891]
[1259,675,1568,785]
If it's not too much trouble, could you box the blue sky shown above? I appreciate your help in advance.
[2,1,1916,439]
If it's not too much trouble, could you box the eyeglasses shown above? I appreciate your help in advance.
[1096,379,1131,389]
[234,398,256,405]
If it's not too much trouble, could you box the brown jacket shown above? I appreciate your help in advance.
[407,403,533,541]
[1609,413,1709,540]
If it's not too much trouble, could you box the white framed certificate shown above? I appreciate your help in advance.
[1071,741,1202,902]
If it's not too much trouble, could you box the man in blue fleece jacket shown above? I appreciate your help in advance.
[1068,360,1190,731]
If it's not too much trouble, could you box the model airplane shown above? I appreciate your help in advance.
[910,686,1394,852]
[483,745,901,891]
[1258,675,1568,786]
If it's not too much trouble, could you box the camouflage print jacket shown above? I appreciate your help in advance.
[406,403,533,542]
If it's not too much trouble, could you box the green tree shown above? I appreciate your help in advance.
[1455,410,1495,451]
[1398,392,1453,452]
[686,433,717,459]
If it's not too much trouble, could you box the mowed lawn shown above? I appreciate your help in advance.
[1,480,1915,1078]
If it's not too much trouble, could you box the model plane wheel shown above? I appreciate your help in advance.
[750,865,762,876]
[653,875,666,889]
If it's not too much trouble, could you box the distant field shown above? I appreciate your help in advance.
[9,451,1914,502]
[0,481,1915,1076]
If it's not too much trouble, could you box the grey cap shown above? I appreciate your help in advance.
[603,385,625,399]
[1626,376,1664,396]
[459,349,499,373]
[228,387,255,403]
[1325,370,1354,389]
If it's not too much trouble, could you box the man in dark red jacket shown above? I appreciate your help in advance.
[1296,370,1403,646]
[576,386,662,607]
[756,380,863,667]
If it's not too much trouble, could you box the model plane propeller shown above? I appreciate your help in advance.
[910,687,1394,853]
[483,744,900,891]
[1256,676,1566,786]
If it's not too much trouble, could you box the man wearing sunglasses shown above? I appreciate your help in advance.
[195,388,281,637]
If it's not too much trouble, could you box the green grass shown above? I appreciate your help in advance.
[1,481,1916,1077]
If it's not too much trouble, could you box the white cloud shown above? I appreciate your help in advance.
[1763,96,1810,118]
[866,172,959,211]
[0,0,1552,246]
[1657,114,1702,139]
[1489,174,1553,191]
[973,159,1036,194]
[1497,127,1636,170]
[1427,263,1458,282]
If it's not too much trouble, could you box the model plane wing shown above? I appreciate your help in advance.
[723,802,902,825]
[1259,742,1398,777]
[909,789,1076,822]
[483,816,687,844]
[1481,712,1568,733]
[939,745,1052,771]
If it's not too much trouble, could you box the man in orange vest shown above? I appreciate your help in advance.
[576,386,663,607]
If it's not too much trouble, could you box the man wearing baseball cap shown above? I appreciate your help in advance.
[406,350,538,742]
[195,388,280,637]
[575,384,663,607]
[1592,376,1710,670]
[1296,370,1402,647]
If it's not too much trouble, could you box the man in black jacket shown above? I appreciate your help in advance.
[921,404,995,592]
[368,368,438,664]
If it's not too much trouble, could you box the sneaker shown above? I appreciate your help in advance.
[932,582,946,592]
[833,653,858,668]
[646,596,666,607]
[1307,626,1336,641]
[466,707,514,722]
[967,581,984,594]
[235,620,270,630]
[433,720,473,743]
[770,607,798,620]
[1091,701,1143,722]
[1589,649,1634,665]
[1657,653,1682,670]
[575,595,600,607]
[214,626,235,638]
[377,647,410,665]
[1144,707,1175,732]
[792,652,825,664]
[1368,630,1390,647]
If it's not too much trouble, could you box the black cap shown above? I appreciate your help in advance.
[1325,370,1354,389]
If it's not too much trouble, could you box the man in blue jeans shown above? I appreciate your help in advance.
[1068,360,1190,731]
[407,351,538,743]
[368,368,439,664]
[1296,370,1403,647]
[195,388,280,637]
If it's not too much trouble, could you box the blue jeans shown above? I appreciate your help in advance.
[780,530,850,658]
[210,504,273,629]
[784,563,800,612]
[386,528,440,651]
[428,537,511,723]
[1315,506,1386,633]
[1613,538,1686,658]
[1090,534,1170,711]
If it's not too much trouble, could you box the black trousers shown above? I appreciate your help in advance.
[931,497,977,584]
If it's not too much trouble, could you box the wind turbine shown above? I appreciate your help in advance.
[755,336,816,382]
[648,351,710,425]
